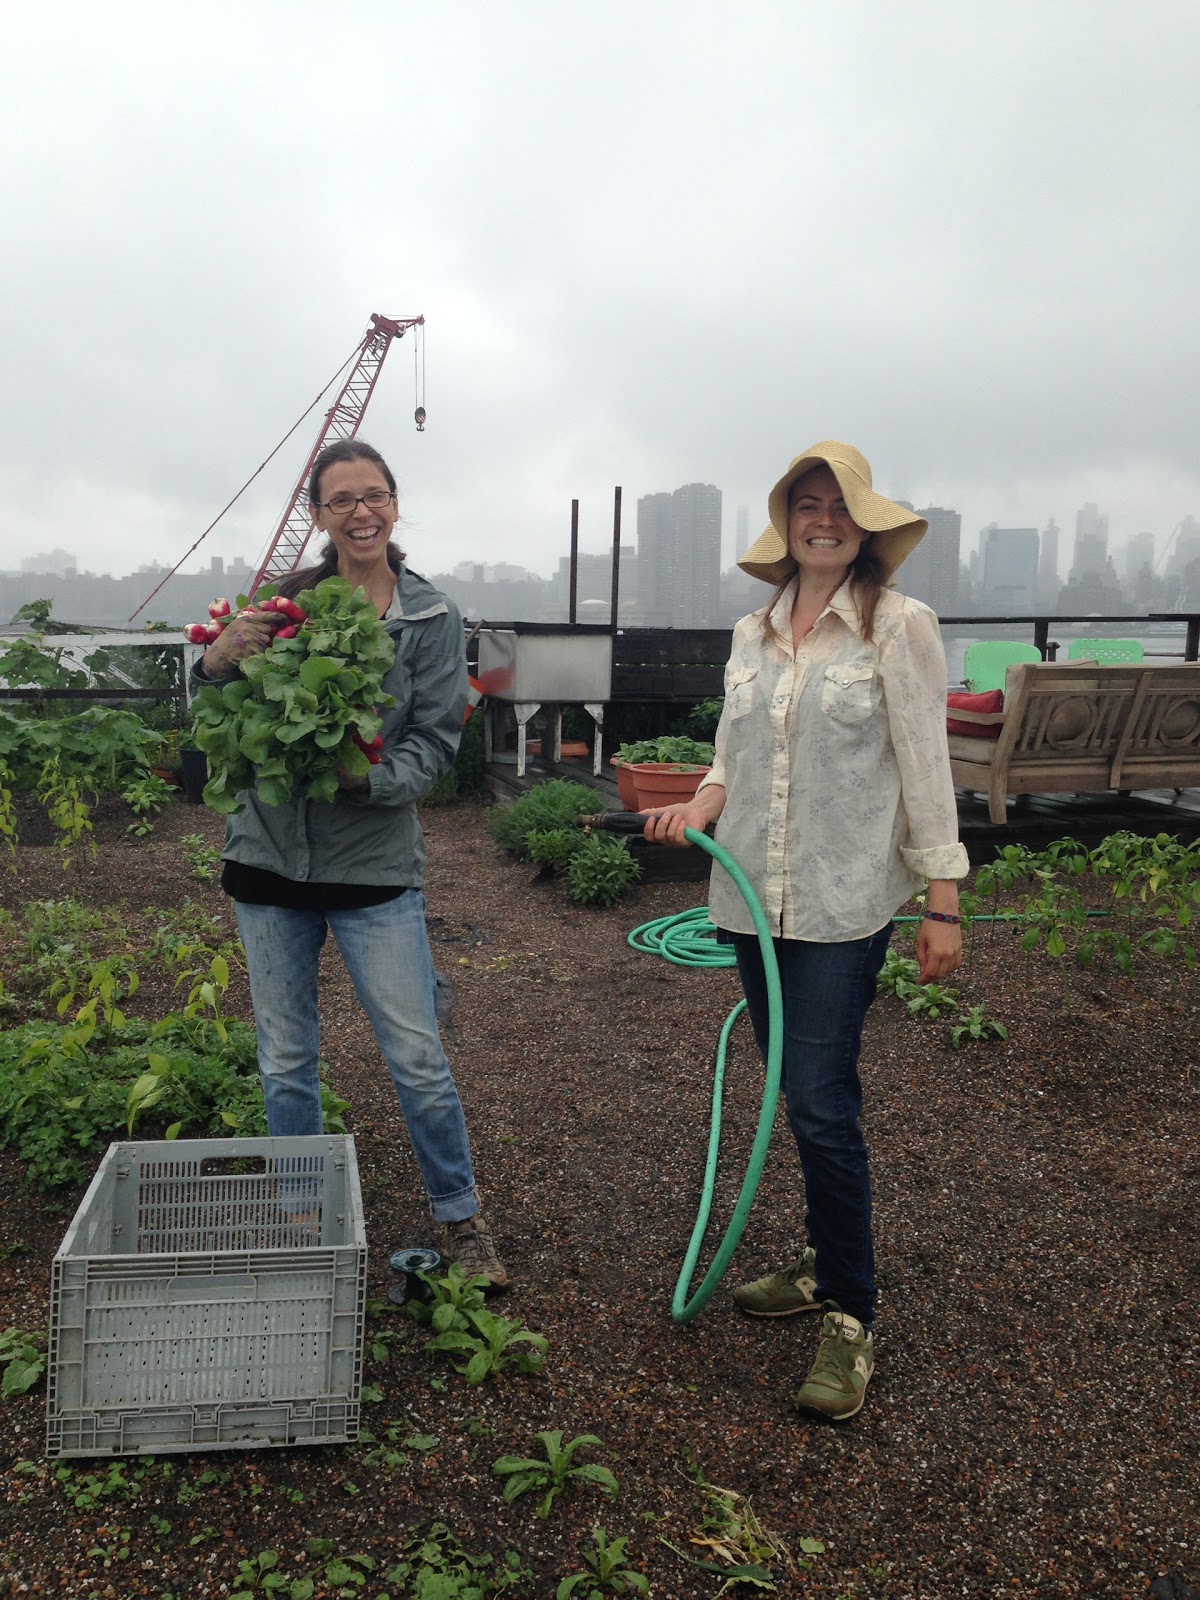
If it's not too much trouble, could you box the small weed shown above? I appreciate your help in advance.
[557,1526,649,1597]
[180,833,223,882]
[381,1522,530,1594]
[409,1263,547,1385]
[493,1430,618,1520]
[88,1524,132,1567]
[0,1326,46,1397]
[949,1005,1009,1049]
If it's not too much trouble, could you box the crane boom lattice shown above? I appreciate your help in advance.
[252,312,424,592]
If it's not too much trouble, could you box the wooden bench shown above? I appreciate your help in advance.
[946,662,1200,824]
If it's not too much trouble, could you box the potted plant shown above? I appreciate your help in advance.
[611,736,714,811]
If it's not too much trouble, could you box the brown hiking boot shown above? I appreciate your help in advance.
[443,1209,508,1292]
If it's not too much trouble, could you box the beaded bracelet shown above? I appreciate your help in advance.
[923,910,961,924]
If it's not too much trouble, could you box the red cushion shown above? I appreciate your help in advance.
[946,689,1003,739]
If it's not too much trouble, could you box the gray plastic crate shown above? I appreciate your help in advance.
[47,1136,366,1458]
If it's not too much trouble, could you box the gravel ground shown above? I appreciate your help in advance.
[0,792,1197,1599]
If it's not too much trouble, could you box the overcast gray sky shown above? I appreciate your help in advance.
[2,0,1197,588]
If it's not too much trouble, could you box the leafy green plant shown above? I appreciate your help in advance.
[903,980,960,1020]
[180,833,223,881]
[229,1549,314,1600]
[568,834,641,907]
[120,771,175,835]
[875,947,919,999]
[614,735,714,765]
[490,779,599,859]
[37,758,95,867]
[682,697,724,741]
[949,1005,1009,1049]
[0,1327,45,1397]
[381,1522,531,1595]
[191,578,396,813]
[527,826,587,874]
[557,1528,649,1598]
[408,1267,547,1385]
[493,1430,617,1520]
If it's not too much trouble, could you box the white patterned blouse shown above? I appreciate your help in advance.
[701,577,969,942]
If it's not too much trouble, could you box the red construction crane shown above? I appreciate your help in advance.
[251,312,425,591]
[128,311,424,623]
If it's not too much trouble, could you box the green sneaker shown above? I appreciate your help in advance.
[794,1303,874,1422]
[733,1248,821,1317]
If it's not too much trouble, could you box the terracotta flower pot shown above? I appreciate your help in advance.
[610,757,641,810]
[629,762,711,811]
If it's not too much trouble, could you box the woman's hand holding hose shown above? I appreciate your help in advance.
[642,783,726,847]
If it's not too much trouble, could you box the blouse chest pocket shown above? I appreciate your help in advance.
[820,662,879,725]
[724,665,758,719]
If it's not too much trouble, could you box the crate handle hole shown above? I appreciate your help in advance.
[199,1155,268,1177]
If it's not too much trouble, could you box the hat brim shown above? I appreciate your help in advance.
[739,447,927,586]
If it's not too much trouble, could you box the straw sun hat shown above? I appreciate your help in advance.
[738,440,927,585]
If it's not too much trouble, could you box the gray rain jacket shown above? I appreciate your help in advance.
[189,565,467,889]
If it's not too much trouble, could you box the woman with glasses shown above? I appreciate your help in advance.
[193,438,506,1289]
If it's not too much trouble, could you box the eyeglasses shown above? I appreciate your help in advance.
[313,489,396,515]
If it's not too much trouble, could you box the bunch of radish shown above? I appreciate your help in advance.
[184,594,308,647]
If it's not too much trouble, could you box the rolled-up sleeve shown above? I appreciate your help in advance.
[881,603,969,882]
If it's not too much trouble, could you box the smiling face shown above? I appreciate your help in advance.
[311,457,399,573]
[787,464,870,577]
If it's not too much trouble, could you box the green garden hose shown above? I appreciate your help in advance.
[587,814,783,1326]
[600,815,1115,1326]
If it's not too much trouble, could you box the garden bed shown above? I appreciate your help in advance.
[0,796,1197,1598]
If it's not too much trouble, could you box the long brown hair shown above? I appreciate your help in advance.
[273,438,406,600]
[760,540,887,645]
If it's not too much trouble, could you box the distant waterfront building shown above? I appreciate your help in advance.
[903,505,961,614]
[1071,502,1109,580]
[1036,517,1060,610]
[20,549,77,577]
[1123,532,1155,584]
[735,504,750,562]
[980,526,1039,614]
[1167,515,1200,581]
[636,482,723,626]
[555,546,635,616]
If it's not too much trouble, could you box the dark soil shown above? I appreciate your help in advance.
[0,792,1198,1599]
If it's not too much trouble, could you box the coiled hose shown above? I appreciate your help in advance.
[586,813,783,1325]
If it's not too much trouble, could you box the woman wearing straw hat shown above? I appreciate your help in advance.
[644,440,968,1421]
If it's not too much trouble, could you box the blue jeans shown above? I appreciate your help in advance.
[726,923,893,1327]
[234,892,477,1223]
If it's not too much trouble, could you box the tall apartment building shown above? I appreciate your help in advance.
[735,504,750,561]
[980,526,1040,614]
[902,505,961,614]
[636,482,723,626]
[1071,502,1109,579]
[1123,532,1155,582]
[1036,517,1060,609]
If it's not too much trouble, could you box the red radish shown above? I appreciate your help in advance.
[273,624,299,640]
[207,597,232,619]
[184,622,210,645]
[274,597,307,623]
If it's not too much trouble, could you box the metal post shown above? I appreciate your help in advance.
[569,499,579,625]
[610,486,622,629]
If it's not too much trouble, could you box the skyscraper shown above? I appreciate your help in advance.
[1123,532,1155,583]
[980,527,1039,614]
[1036,517,1060,609]
[735,504,750,561]
[1071,503,1108,579]
[636,482,723,626]
[904,505,961,614]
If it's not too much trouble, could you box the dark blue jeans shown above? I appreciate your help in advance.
[726,923,893,1328]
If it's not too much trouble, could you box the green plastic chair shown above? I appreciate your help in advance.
[962,640,1042,694]
[1066,638,1144,665]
